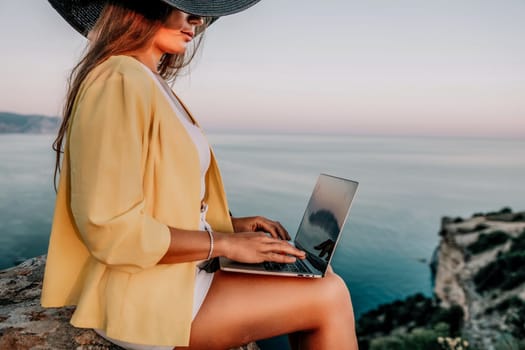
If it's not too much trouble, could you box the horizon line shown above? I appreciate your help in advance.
[1,110,523,141]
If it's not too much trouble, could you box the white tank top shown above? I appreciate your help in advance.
[149,72,211,200]
[147,69,213,268]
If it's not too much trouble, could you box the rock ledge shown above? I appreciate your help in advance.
[0,255,259,350]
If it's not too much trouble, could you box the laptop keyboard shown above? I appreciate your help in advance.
[263,259,311,273]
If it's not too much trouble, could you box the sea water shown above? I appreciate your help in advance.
[1,133,524,348]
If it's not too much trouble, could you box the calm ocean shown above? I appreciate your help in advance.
[1,133,524,348]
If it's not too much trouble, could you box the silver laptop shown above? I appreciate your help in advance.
[219,174,359,278]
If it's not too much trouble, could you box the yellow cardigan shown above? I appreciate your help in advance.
[41,55,234,346]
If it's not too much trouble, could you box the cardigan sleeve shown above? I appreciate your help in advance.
[68,70,171,272]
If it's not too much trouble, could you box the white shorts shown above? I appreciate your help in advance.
[93,205,215,350]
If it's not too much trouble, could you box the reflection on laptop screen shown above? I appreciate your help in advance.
[295,174,358,272]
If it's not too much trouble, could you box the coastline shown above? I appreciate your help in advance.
[357,207,525,350]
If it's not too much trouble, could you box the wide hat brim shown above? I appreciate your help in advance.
[48,0,261,37]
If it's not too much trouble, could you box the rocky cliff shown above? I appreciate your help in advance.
[356,208,525,350]
[434,208,525,349]
[0,256,259,350]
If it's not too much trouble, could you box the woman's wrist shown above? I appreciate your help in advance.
[212,231,232,259]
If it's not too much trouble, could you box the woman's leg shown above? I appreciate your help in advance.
[178,269,358,350]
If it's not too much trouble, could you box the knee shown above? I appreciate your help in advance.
[324,272,351,304]
[317,271,355,319]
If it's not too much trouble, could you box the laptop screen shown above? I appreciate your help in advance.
[294,174,358,272]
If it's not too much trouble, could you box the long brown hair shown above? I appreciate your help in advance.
[51,0,209,192]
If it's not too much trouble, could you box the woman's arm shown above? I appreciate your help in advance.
[157,226,305,265]
[69,71,172,272]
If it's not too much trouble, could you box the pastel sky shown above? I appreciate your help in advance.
[0,1,524,138]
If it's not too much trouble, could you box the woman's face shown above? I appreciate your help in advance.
[153,9,204,54]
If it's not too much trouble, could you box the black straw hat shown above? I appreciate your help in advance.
[48,0,261,37]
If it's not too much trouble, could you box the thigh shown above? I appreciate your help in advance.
[180,269,348,350]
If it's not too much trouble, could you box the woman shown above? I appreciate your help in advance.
[41,1,358,349]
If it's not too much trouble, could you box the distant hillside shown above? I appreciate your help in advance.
[0,112,61,134]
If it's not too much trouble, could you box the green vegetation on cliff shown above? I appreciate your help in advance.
[356,293,464,350]
[467,231,509,254]
[369,323,450,350]
[472,207,525,223]
[474,229,525,293]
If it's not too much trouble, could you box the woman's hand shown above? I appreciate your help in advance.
[219,232,306,264]
[231,216,290,240]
